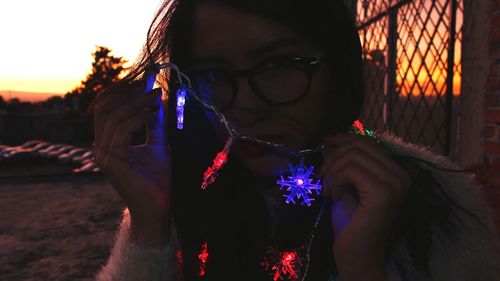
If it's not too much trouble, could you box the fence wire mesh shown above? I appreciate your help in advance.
[356,0,463,155]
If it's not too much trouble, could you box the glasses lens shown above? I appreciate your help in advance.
[194,70,234,110]
[252,64,309,103]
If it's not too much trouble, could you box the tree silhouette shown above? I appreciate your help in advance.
[66,46,127,112]
[0,96,6,109]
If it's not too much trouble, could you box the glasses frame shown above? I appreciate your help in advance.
[191,52,325,111]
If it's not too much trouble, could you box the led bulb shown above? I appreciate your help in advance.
[176,88,187,129]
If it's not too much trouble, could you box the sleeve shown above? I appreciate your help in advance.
[95,208,180,281]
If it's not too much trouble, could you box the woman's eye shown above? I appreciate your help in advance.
[198,69,229,82]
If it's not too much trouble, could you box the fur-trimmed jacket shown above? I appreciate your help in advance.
[94,133,500,281]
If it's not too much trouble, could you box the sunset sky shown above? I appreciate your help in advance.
[0,0,462,102]
[0,0,163,101]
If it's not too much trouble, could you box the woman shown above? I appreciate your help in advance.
[89,0,499,280]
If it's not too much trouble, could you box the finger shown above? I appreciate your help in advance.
[94,82,148,114]
[324,162,392,210]
[109,110,153,163]
[323,134,383,159]
[93,83,146,148]
[145,88,167,145]
[319,133,358,175]
[322,133,384,164]
[144,67,159,93]
[321,178,347,202]
[323,170,359,203]
[324,150,410,211]
[321,140,403,184]
[326,147,401,193]
[96,112,151,173]
[96,91,161,162]
[94,80,145,106]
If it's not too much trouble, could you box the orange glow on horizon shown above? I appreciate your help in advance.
[0,77,82,94]
[1,0,463,102]
[0,0,162,100]
[358,0,463,97]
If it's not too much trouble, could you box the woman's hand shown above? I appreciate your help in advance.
[91,76,171,247]
[319,133,411,281]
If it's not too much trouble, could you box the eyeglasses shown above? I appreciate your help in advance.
[190,53,324,111]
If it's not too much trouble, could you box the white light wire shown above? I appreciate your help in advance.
[153,63,325,159]
[152,63,327,280]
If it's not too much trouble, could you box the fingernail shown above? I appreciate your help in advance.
[148,88,162,96]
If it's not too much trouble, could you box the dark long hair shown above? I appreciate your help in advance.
[133,1,363,280]
[87,0,495,280]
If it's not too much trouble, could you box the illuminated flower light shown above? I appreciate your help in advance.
[277,162,322,206]
[262,248,303,281]
[198,242,209,277]
[201,138,233,189]
[176,87,187,129]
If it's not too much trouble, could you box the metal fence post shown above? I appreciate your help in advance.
[387,6,398,131]
[445,0,457,156]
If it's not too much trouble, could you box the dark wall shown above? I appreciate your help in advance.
[0,112,92,146]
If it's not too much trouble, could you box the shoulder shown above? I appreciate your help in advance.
[377,131,500,280]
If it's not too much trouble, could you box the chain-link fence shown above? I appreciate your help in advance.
[356,0,463,155]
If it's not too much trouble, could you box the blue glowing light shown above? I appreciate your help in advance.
[176,88,187,129]
[277,162,322,206]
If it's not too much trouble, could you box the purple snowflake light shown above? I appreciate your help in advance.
[277,162,322,206]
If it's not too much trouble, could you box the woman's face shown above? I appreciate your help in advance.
[191,2,331,177]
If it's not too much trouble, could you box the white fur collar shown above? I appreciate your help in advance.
[378,132,500,281]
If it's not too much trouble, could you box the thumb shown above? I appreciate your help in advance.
[145,88,167,145]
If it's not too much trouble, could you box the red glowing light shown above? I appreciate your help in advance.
[175,250,185,280]
[273,251,299,280]
[213,151,227,168]
[198,242,209,277]
[263,249,301,281]
[352,119,366,135]
[201,149,228,189]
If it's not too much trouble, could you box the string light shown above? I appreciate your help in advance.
[145,64,378,280]
[351,119,376,139]
[198,242,209,277]
[277,163,322,206]
[262,248,303,281]
[201,138,233,189]
[176,87,187,129]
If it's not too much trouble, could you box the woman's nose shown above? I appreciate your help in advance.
[226,78,270,126]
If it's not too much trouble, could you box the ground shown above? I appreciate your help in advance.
[0,166,498,281]
[0,176,124,281]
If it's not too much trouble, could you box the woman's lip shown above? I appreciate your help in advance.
[238,143,269,157]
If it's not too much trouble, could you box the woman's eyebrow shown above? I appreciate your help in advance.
[191,37,306,66]
[249,37,305,57]
[191,58,227,67]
